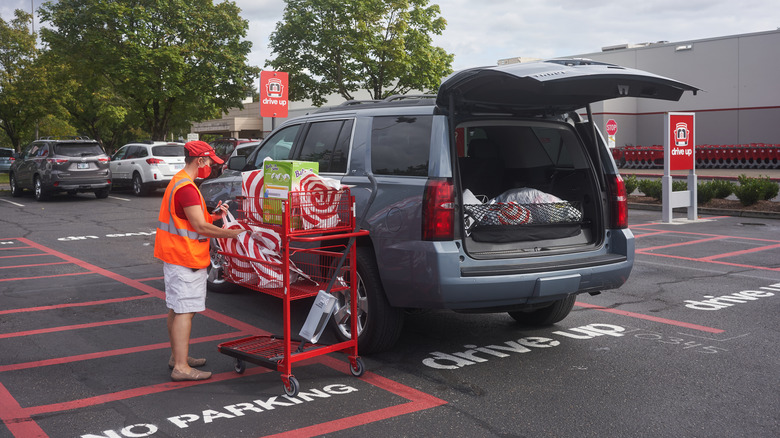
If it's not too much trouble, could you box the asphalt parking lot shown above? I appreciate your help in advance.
[1,189,779,438]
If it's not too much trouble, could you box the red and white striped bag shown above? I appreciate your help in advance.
[217,211,257,284]
[241,158,272,224]
[297,173,345,230]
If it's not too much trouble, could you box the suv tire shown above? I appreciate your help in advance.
[9,173,22,197]
[34,176,49,201]
[329,247,404,354]
[132,173,149,196]
[508,294,577,326]
[95,187,110,199]
[206,238,238,293]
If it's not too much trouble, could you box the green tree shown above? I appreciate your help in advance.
[39,0,260,141]
[268,0,454,106]
[0,10,66,150]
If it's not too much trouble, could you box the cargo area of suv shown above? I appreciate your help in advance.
[200,59,698,353]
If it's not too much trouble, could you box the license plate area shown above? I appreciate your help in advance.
[77,162,89,169]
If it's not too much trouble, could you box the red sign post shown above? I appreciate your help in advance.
[663,112,697,222]
[260,71,289,118]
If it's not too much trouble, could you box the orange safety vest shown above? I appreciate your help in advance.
[154,170,212,269]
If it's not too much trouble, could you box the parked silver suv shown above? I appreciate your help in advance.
[200,59,698,353]
[9,137,111,201]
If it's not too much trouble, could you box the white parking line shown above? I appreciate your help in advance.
[0,198,25,207]
[109,195,131,201]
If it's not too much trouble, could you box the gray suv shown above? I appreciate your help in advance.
[200,59,698,353]
[10,137,112,201]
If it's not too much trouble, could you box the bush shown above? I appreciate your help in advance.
[709,179,735,199]
[637,179,662,201]
[697,181,715,205]
[623,174,638,196]
[734,175,779,206]
[672,180,688,191]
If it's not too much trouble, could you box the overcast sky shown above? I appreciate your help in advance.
[3,0,778,71]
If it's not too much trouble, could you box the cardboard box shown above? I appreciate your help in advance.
[262,160,318,225]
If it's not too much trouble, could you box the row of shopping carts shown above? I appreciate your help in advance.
[613,144,780,169]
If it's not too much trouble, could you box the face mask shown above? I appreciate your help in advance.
[197,159,212,179]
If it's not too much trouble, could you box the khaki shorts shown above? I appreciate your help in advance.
[164,262,207,313]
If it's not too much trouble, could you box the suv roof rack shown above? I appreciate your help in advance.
[314,94,437,114]
[38,135,93,141]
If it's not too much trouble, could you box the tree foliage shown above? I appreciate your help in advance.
[39,0,260,141]
[267,0,454,106]
[0,10,67,150]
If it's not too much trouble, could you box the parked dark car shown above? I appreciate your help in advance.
[9,137,111,201]
[200,59,698,353]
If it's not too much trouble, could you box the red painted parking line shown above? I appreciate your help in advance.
[0,261,71,270]
[700,242,780,261]
[0,295,155,316]
[640,252,780,272]
[637,235,728,252]
[0,272,93,282]
[268,355,447,438]
[0,314,166,339]
[575,302,725,333]
[0,383,47,438]
[0,332,246,373]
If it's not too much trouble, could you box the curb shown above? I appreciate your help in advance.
[628,203,780,220]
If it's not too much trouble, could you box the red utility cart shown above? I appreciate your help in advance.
[216,189,368,396]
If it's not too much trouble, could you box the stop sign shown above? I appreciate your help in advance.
[606,119,618,136]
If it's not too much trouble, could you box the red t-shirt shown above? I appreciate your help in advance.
[173,184,202,220]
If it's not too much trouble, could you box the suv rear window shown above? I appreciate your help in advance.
[152,145,185,157]
[53,143,104,157]
[371,116,431,176]
[0,149,12,157]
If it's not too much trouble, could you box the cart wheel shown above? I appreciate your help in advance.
[350,357,365,377]
[283,376,300,397]
[234,358,245,374]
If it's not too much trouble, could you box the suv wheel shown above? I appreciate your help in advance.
[508,295,576,326]
[9,173,22,197]
[132,173,149,196]
[34,176,49,201]
[329,247,404,354]
[206,238,237,293]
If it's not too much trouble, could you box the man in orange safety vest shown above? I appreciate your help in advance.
[154,140,242,381]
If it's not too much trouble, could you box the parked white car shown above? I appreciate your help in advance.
[110,142,185,196]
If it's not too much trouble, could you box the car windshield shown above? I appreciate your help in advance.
[152,145,185,157]
[53,143,104,157]
[236,145,258,157]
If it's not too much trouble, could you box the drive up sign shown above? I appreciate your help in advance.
[662,112,697,222]
[668,113,695,170]
[260,71,288,118]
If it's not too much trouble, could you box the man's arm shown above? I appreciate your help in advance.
[183,205,243,239]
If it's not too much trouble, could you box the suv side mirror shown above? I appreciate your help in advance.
[227,156,247,171]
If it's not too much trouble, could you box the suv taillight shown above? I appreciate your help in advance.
[608,174,628,229]
[422,178,454,241]
[146,158,164,165]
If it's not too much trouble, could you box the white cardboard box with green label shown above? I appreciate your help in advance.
[262,160,319,225]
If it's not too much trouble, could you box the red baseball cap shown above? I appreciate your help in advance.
[184,140,224,164]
